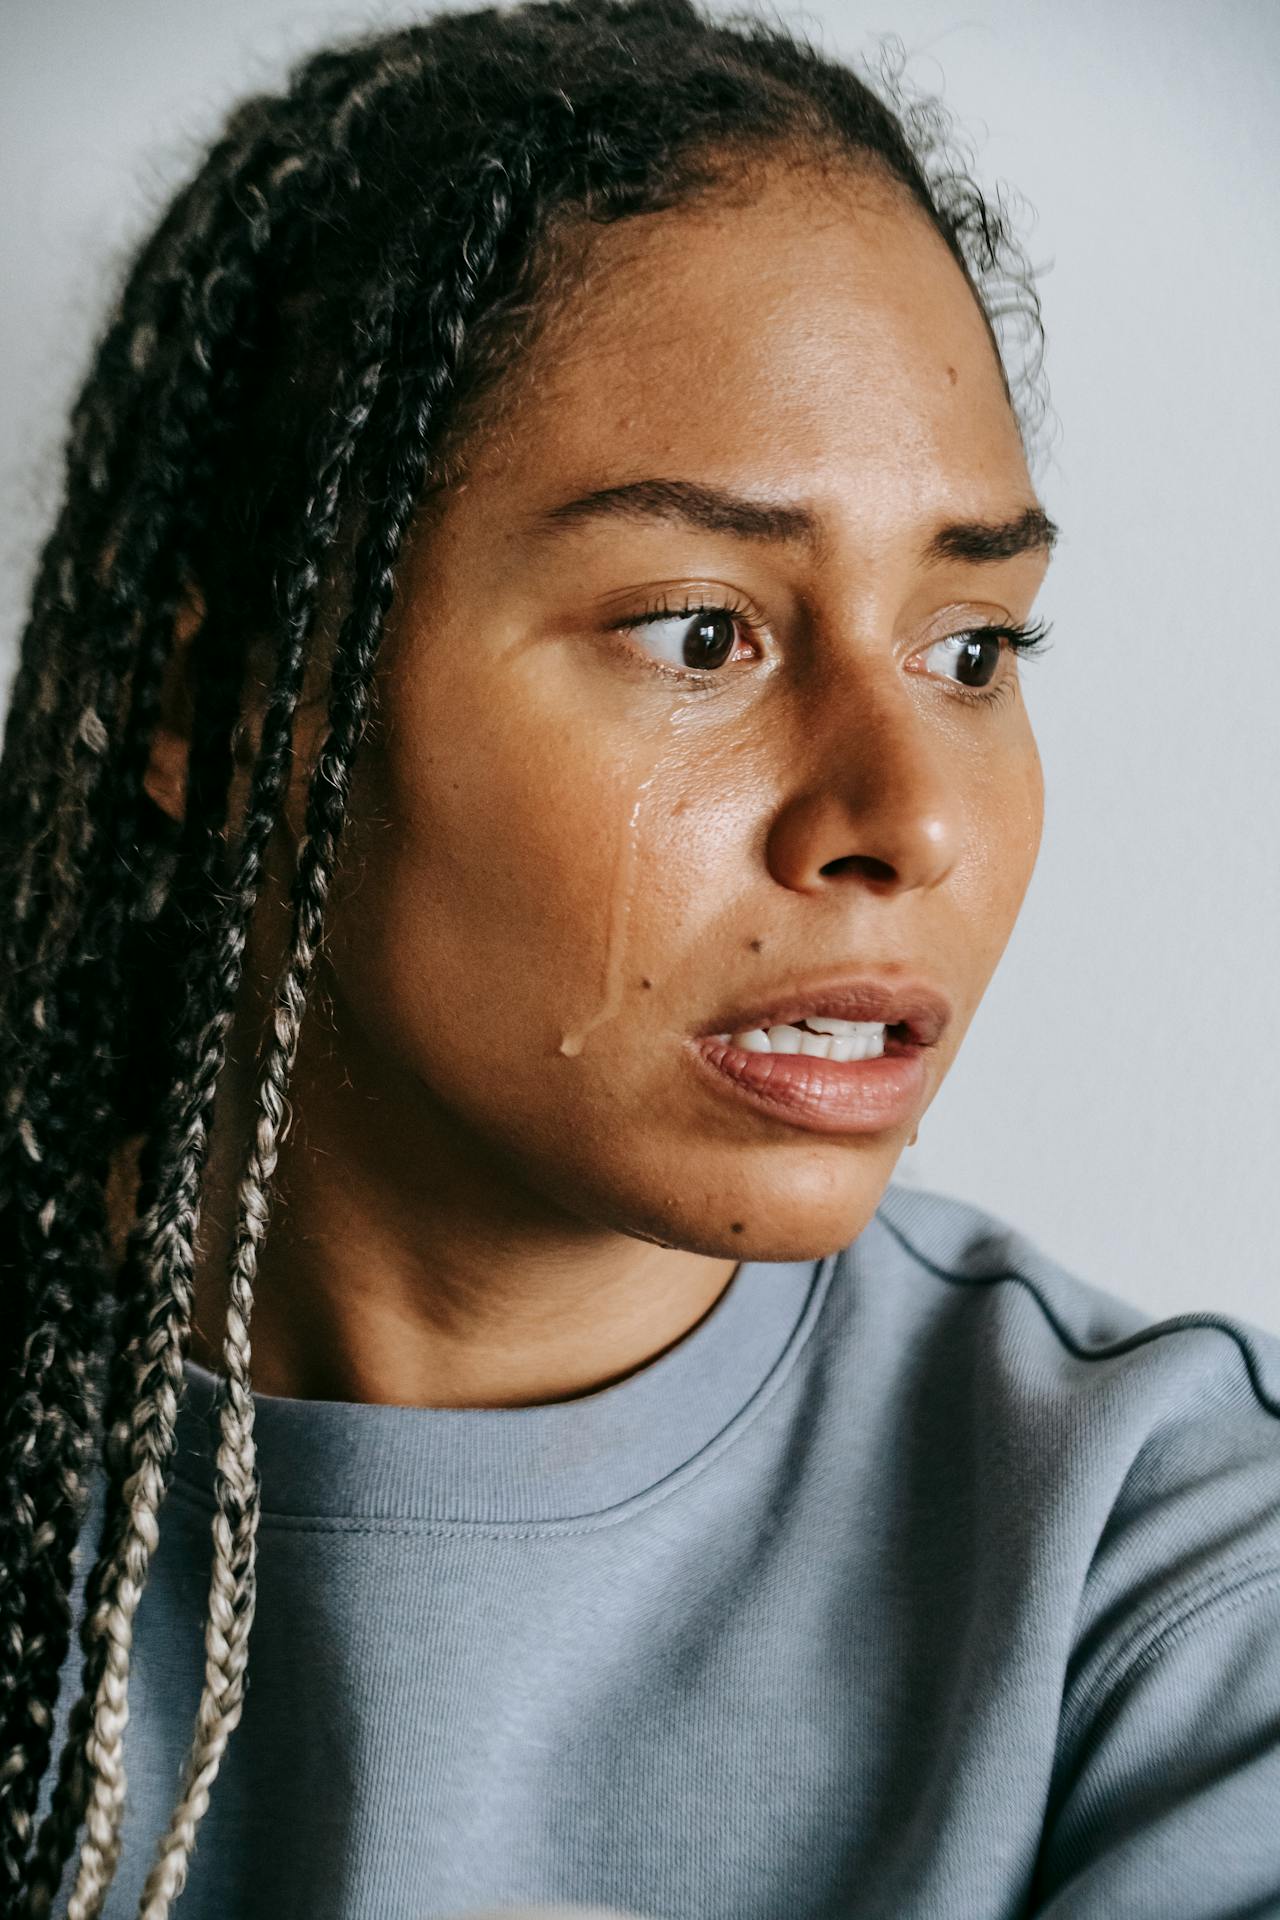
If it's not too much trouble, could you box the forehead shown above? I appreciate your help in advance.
[469,163,1031,530]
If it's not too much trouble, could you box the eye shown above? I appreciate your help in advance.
[610,595,761,674]
[922,621,1051,696]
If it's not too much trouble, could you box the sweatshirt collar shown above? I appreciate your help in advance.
[173,1246,838,1524]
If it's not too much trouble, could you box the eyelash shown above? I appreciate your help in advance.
[610,595,1053,707]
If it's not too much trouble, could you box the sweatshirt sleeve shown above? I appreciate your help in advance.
[1026,1309,1280,1920]
[1028,1561,1280,1914]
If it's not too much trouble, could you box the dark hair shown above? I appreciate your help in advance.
[0,2,1046,1912]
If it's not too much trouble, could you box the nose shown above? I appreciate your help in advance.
[764,673,961,897]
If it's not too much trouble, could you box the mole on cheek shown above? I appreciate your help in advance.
[748,938,764,953]
[945,364,958,385]
[730,1221,745,1234]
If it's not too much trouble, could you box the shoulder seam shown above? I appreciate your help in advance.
[1046,1559,1280,1835]
[874,1206,1280,1423]
[1063,1558,1280,1757]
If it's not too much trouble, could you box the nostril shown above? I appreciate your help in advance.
[819,852,898,885]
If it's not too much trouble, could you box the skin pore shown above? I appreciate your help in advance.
[125,159,1053,1409]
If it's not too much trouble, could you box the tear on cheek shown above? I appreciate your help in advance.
[558,714,707,1059]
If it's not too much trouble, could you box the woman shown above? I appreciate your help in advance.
[3,1,1278,1915]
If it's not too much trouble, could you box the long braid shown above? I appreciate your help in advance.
[0,73,379,1185]
[36,87,526,1909]
[128,280,407,1920]
[0,101,355,1908]
[136,300,398,1920]
[38,243,422,1920]
[12,511,263,1920]
[0,63,413,1908]
[0,107,274,1020]
[0,7,1048,1916]
[136,145,540,1920]
[0,444,200,1915]
[0,99,331,1177]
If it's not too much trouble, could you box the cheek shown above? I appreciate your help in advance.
[965,726,1045,957]
[1007,726,1045,890]
[323,650,711,1083]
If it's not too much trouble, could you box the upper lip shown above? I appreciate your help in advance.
[696,975,953,1048]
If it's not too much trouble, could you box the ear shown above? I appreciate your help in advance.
[142,583,206,825]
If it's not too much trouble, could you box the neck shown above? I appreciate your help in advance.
[111,971,737,1411]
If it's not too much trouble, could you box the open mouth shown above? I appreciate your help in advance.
[695,980,950,1054]
[710,1017,909,1062]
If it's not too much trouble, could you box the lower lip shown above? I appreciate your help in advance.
[687,1034,928,1136]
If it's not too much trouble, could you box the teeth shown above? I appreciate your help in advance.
[802,1017,887,1036]
[729,1022,887,1060]
[736,1028,772,1053]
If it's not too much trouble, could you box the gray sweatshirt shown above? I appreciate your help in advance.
[38,1181,1280,1918]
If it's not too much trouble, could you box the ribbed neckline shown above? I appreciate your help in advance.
[171,1243,843,1526]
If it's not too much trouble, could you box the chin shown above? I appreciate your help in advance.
[617,1157,899,1265]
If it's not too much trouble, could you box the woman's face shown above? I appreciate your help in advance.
[308,164,1052,1264]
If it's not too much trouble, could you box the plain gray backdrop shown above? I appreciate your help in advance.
[3,0,1278,1330]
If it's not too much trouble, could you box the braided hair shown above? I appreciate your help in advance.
[0,2,1046,1913]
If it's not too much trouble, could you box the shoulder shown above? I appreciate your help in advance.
[862,1197,1280,1912]
[862,1178,1280,1432]
[854,1180,1280,1691]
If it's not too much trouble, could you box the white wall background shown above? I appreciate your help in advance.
[3,0,1277,1331]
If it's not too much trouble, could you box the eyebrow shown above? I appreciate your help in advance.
[534,477,1059,566]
